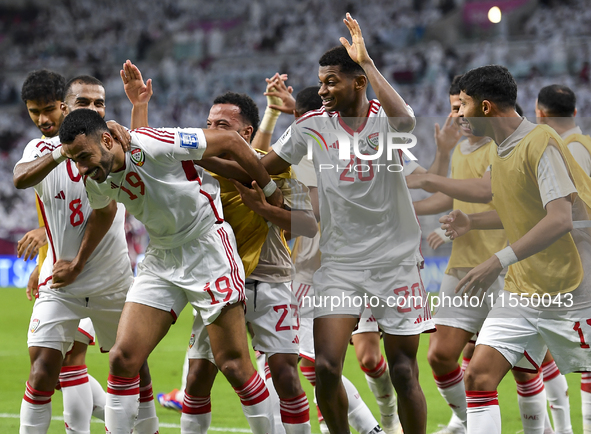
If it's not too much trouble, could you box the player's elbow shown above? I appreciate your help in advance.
[392,114,415,133]
[13,170,30,190]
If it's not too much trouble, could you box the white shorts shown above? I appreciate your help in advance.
[312,263,435,336]
[432,271,503,334]
[188,280,299,362]
[476,291,591,375]
[293,281,315,361]
[352,306,380,335]
[74,318,96,346]
[28,291,126,356]
[127,222,245,327]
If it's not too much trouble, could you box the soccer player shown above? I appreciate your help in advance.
[202,14,435,434]
[13,76,151,433]
[536,83,590,433]
[440,65,591,434]
[59,108,282,434]
[255,79,388,434]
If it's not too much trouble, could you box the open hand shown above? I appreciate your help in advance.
[439,209,471,240]
[17,227,47,261]
[121,59,153,106]
[340,13,371,66]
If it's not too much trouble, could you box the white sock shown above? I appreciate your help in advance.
[265,368,285,434]
[233,372,274,434]
[434,365,467,428]
[516,374,547,434]
[181,394,211,434]
[134,383,158,434]
[87,374,106,421]
[466,391,501,434]
[19,382,53,434]
[581,372,591,434]
[544,411,554,434]
[361,356,396,413]
[105,374,140,434]
[60,365,92,433]
[542,361,572,434]
[342,375,380,434]
[280,393,311,434]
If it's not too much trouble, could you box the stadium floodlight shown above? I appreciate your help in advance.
[488,6,502,23]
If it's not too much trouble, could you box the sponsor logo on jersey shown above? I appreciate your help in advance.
[179,132,200,149]
[54,191,66,200]
[130,148,145,167]
[366,132,380,150]
[189,333,196,349]
[30,318,40,333]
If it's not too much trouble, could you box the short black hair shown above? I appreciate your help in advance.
[458,65,517,109]
[319,46,366,77]
[64,75,104,99]
[21,70,66,104]
[295,86,322,114]
[537,85,576,117]
[59,108,109,144]
[213,92,260,140]
[449,75,462,96]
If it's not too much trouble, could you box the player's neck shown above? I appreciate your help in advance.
[112,142,126,171]
[546,119,577,136]
[489,112,522,145]
[338,98,370,130]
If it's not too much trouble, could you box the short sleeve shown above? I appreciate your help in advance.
[537,146,577,208]
[567,141,591,176]
[280,178,313,211]
[292,157,317,188]
[85,179,112,210]
[15,139,58,169]
[272,123,307,166]
[133,127,207,161]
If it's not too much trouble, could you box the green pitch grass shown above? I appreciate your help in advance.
[0,286,584,433]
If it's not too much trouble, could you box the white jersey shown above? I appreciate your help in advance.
[85,127,223,249]
[15,136,132,298]
[273,100,422,270]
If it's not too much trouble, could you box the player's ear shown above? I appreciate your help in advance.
[354,75,367,91]
[481,99,492,116]
[102,132,114,151]
[573,108,577,118]
[242,125,254,144]
[60,102,69,116]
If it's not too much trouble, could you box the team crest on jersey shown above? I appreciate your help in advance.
[366,132,380,150]
[179,132,200,149]
[131,148,145,167]
[189,333,196,349]
[30,318,40,333]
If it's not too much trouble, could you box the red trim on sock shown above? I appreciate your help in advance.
[466,391,498,408]
[233,372,269,406]
[264,363,272,381]
[516,374,544,397]
[23,382,54,405]
[300,365,316,387]
[59,365,89,388]
[581,372,591,393]
[280,393,310,424]
[541,360,560,382]
[182,393,211,415]
[139,383,154,403]
[434,365,463,389]
[461,357,471,372]
[360,355,387,378]
[107,374,140,396]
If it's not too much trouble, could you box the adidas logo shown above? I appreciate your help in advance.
[54,191,65,200]
[368,426,383,434]
[414,315,422,324]
[110,182,119,189]
[292,336,300,344]
[329,141,339,149]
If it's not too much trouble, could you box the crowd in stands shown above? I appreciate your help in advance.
[1,0,590,244]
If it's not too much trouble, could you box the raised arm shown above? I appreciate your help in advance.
[121,59,152,129]
[199,149,292,183]
[51,200,118,288]
[340,13,414,132]
[427,113,461,176]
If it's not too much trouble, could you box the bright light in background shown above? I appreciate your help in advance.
[488,6,502,23]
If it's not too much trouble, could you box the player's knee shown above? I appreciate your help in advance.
[109,345,141,377]
[358,351,381,371]
[389,357,418,389]
[427,345,452,370]
[314,356,342,385]
[464,365,491,391]
[29,357,60,391]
